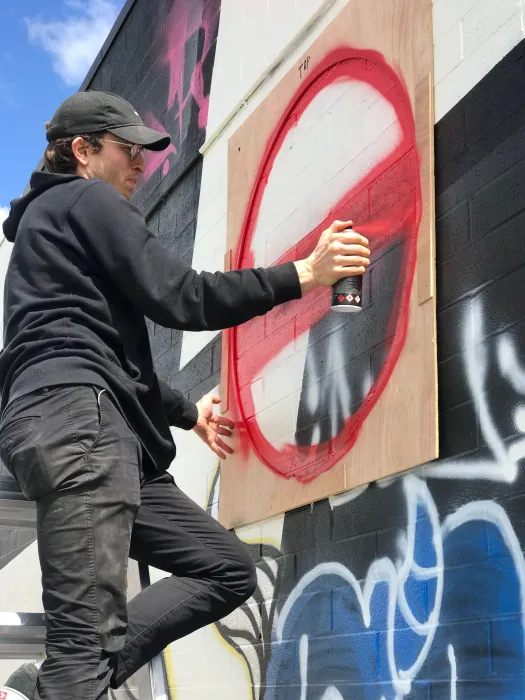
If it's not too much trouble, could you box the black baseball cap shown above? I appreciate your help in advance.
[45,91,171,152]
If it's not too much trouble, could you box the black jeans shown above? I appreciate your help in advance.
[0,385,256,700]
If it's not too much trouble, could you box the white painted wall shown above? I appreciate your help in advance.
[180,0,525,368]
[433,0,525,120]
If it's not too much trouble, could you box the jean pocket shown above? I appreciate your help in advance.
[0,415,44,500]
[67,386,107,454]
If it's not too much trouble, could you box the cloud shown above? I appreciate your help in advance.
[26,0,121,86]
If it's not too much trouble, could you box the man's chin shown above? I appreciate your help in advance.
[115,183,135,200]
[125,181,138,198]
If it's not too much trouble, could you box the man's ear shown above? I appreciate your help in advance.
[71,136,90,167]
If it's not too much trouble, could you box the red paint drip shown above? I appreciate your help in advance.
[229,48,422,482]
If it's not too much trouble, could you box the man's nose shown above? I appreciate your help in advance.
[133,153,146,174]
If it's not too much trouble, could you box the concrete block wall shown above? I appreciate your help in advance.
[154,1,525,698]
[2,0,525,698]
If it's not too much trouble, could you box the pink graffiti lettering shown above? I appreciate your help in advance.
[163,0,220,136]
[143,113,177,181]
[143,0,220,182]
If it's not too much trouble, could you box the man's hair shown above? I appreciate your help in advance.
[44,123,105,173]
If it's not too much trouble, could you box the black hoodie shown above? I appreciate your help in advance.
[0,171,302,471]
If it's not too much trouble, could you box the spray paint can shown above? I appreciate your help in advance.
[331,228,364,313]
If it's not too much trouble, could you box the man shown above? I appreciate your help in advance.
[0,91,370,700]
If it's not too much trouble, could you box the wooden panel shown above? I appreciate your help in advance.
[219,250,232,415]
[416,72,436,305]
[219,0,436,529]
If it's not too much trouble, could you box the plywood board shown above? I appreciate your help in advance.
[219,0,436,529]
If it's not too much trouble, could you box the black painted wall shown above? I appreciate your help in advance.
[86,0,222,399]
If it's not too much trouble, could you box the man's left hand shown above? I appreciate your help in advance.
[193,393,235,460]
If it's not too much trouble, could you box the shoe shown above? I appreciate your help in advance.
[0,661,38,699]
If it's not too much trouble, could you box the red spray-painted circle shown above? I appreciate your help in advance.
[229,48,422,483]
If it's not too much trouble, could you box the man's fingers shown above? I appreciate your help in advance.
[336,255,371,268]
[216,436,234,454]
[216,426,232,437]
[337,231,369,247]
[335,265,367,277]
[217,415,235,429]
[336,243,370,257]
[211,444,227,460]
[330,219,353,232]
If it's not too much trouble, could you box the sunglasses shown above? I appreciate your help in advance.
[101,138,145,161]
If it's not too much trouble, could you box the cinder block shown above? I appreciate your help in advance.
[154,342,183,386]
[175,191,200,237]
[332,480,407,539]
[194,191,227,241]
[435,11,523,121]
[296,535,376,586]
[490,615,525,678]
[436,300,464,360]
[433,22,463,83]
[432,0,479,37]
[488,493,525,550]
[262,352,306,413]
[253,391,299,445]
[198,146,228,211]
[188,370,221,403]
[431,681,501,698]
[276,588,332,640]
[437,354,470,412]
[471,160,525,240]
[283,499,332,555]
[440,559,522,623]
[260,514,287,551]
[436,200,470,263]
[236,522,263,547]
[211,337,222,373]
[266,0,297,62]
[176,345,214,394]
[176,472,210,507]
[180,329,221,370]
[465,46,525,147]
[440,401,478,459]
[435,104,467,173]
[462,0,518,59]
[193,237,227,275]
[473,265,525,337]
[150,326,172,361]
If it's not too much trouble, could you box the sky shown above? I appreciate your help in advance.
[0,0,127,229]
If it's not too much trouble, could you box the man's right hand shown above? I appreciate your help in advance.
[293,219,370,294]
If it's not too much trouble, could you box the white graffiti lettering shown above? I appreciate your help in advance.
[426,297,524,482]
